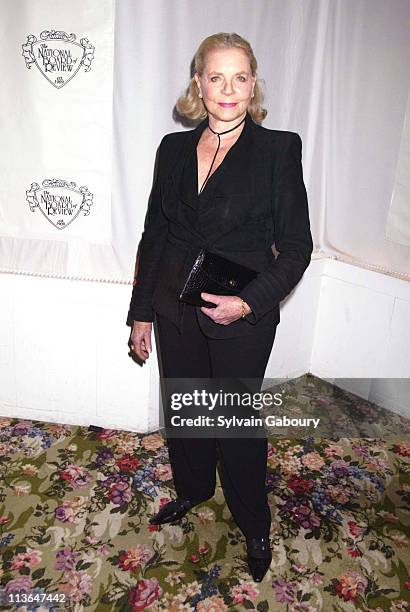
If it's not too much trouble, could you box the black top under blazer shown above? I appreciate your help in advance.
[127,111,313,339]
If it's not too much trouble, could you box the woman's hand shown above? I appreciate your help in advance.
[200,292,252,325]
[129,321,153,362]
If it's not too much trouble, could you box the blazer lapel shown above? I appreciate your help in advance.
[169,111,258,206]
[169,117,208,211]
[197,116,275,242]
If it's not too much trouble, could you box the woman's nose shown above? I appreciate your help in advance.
[222,81,234,95]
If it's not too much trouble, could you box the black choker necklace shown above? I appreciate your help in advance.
[198,115,246,195]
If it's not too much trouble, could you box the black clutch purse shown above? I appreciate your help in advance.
[179,248,258,308]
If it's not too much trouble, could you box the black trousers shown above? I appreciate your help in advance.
[154,304,277,539]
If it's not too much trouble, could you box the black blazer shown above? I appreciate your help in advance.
[127,111,313,339]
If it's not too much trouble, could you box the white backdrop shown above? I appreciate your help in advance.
[0,0,115,279]
[115,0,410,286]
[387,88,410,248]
[0,0,409,283]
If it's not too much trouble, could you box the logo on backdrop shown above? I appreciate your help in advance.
[26,179,94,230]
[22,30,95,88]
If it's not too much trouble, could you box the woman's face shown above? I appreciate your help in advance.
[194,47,256,123]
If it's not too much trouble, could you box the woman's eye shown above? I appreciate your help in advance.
[209,75,247,83]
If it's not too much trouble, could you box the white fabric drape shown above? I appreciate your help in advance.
[1,0,409,283]
[318,0,410,278]
[0,0,115,279]
[386,88,410,248]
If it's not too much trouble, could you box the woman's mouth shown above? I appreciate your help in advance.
[218,103,237,108]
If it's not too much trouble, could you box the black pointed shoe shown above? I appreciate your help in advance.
[246,537,272,582]
[149,498,194,525]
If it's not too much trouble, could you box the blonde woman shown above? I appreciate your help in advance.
[128,32,313,582]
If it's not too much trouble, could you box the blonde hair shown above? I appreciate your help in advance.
[176,32,267,124]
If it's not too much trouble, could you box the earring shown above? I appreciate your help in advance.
[251,91,254,98]
[198,91,202,98]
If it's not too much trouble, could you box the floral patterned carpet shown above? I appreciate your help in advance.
[1,374,410,611]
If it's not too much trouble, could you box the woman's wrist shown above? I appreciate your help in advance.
[238,297,252,318]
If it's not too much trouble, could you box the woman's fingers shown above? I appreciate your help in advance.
[134,338,146,360]
[201,295,243,324]
[143,330,152,354]
[135,337,149,361]
[130,322,152,362]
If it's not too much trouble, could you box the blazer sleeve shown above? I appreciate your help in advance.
[126,135,169,325]
[238,132,313,323]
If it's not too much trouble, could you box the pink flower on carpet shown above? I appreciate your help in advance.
[302,452,325,470]
[231,580,259,604]
[96,429,119,440]
[11,548,42,570]
[141,434,164,451]
[59,569,93,603]
[348,520,365,538]
[59,464,93,488]
[335,571,367,602]
[128,577,162,611]
[118,546,154,572]
[153,463,173,481]
[196,595,228,611]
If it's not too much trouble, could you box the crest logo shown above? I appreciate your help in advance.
[26,179,94,230]
[22,30,95,88]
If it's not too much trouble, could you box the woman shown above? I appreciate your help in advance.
[128,32,313,582]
